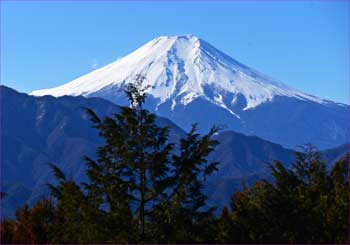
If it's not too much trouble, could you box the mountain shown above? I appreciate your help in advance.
[31,35,350,149]
[1,86,184,218]
[2,86,348,218]
[209,131,295,180]
[206,133,349,208]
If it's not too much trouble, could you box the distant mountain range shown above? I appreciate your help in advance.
[31,35,350,149]
[2,86,348,218]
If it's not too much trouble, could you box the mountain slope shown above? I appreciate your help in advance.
[1,86,184,217]
[3,86,349,218]
[31,35,350,149]
[31,35,325,110]
[206,133,349,208]
[210,131,295,179]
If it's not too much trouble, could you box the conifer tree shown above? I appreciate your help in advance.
[0,200,53,244]
[150,124,219,243]
[47,163,106,243]
[328,153,349,243]
[84,75,176,242]
[84,75,219,243]
[1,75,219,244]
[225,147,349,244]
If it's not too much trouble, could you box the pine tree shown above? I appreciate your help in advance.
[84,76,220,243]
[84,76,176,242]
[328,153,349,243]
[150,124,219,243]
[0,199,53,244]
[226,146,349,244]
[1,75,221,244]
[0,220,15,244]
[216,206,235,243]
[47,163,106,243]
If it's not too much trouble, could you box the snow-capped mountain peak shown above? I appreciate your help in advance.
[30,35,349,149]
[31,35,326,112]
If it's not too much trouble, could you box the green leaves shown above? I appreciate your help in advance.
[84,107,101,127]
[224,147,349,244]
[47,163,66,182]
[2,76,221,244]
[80,76,220,243]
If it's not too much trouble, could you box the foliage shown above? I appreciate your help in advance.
[1,77,348,244]
[218,147,349,244]
[0,200,53,244]
[0,76,219,244]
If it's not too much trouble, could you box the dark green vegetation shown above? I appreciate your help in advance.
[1,80,349,244]
[2,85,347,219]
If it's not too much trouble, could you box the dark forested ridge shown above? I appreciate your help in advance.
[1,83,349,243]
[2,86,348,219]
[1,85,184,218]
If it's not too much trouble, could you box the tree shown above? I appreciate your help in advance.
[84,76,175,242]
[223,146,350,244]
[0,199,53,244]
[161,124,219,243]
[1,75,220,244]
[328,153,349,243]
[83,75,220,243]
[47,163,106,244]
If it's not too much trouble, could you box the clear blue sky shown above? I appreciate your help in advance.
[1,0,349,103]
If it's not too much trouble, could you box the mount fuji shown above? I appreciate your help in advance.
[31,35,349,149]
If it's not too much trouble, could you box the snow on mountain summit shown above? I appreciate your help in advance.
[31,35,326,112]
[29,35,350,149]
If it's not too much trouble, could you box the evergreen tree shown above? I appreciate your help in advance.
[5,75,348,244]
[149,124,219,243]
[0,220,15,244]
[328,153,349,243]
[47,163,106,243]
[223,146,350,244]
[2,144,348,244]
[216,206,235,243]
[84,76,176,242]
[0,200,53,244]
[83,76,220,243]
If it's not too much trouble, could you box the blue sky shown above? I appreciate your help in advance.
[1,1,349,103]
